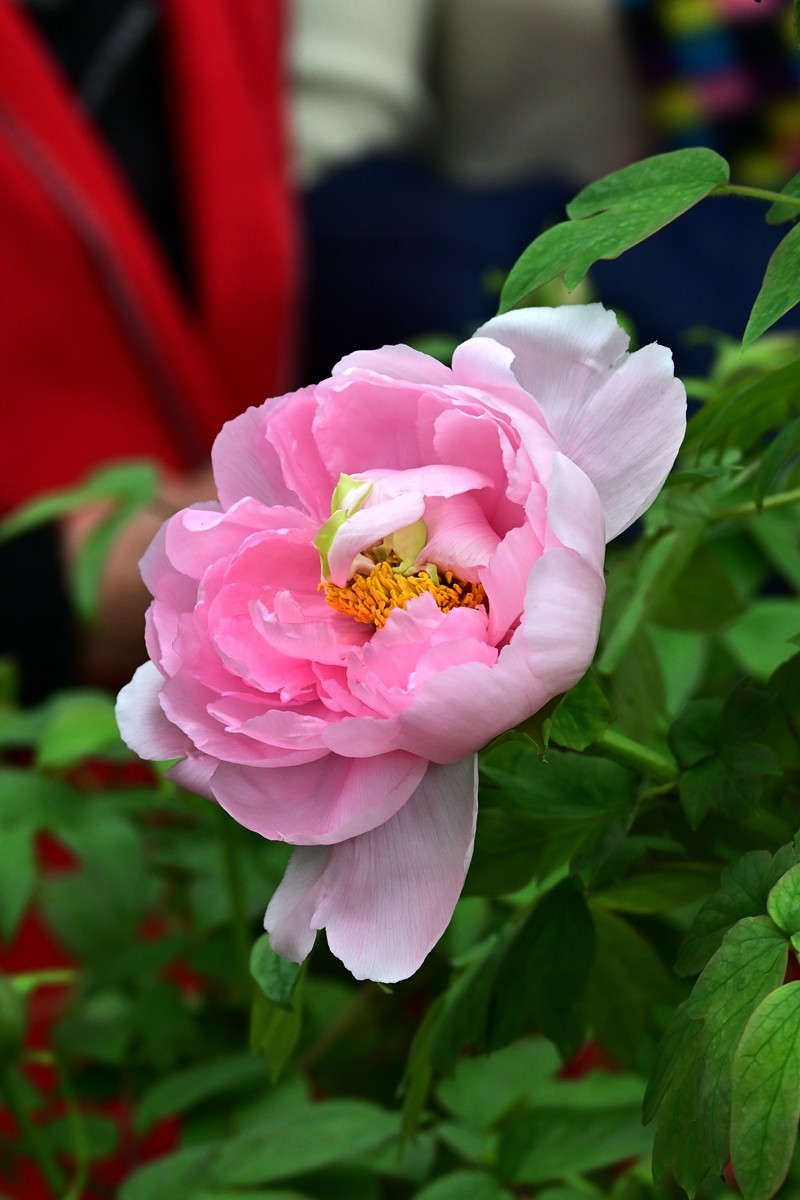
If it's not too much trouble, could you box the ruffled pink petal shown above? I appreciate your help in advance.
[474,306,686,540]
[264,756,478,982]
[396,547,605,762]
[479,521,542,646]
[265,388,338,522]
[420,494,500,577]
[211,749,427,845]
[432,406,523,535]
[212,398,311,510]
[333,344,453,385]
[160,671,321,765]
[312,377,436,476]
[116,662,190,760]
[358,464,492,502]
[165,501,313,582]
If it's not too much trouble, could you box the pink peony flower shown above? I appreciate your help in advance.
[116,305,686,982]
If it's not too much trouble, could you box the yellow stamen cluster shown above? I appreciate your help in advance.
[323,560,486,628]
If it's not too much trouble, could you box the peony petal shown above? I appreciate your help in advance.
[333,344,453,385]
[263,845,332,964]
[420,493,500,577]
[116,662,190,760]
[312,376,436,476]
[474,306,686,540]
[554,343,686,540]
[165,501,313,582]
[474,303,630,426]
[212,398,307,510]
[211,749,427,845]
[166,752,217,800]
[543,453,606,573]
[396,547,605,762]
[265,757,478,982]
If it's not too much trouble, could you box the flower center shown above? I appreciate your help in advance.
[323,560,486,628]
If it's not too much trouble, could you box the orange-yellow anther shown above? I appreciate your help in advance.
[323,560,486,628]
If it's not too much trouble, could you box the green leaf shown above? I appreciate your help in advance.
[414,1171,513,1200]
[669,691,782,828]
[499,150,729,311]
[0,825,35,942]
[591,865,718,915]
[646,546,743,632]
[0,767,81,831]
[677,845,798,976]
[436,1038,560,1130]
[754,416,800,505]
[722,599,800,681]
[429,931,512,1073]
[250,959,308,1082]
[120,1145,221,1200]
[55,989,134,1064]
[549,670,610,751]
[731,982,800,1200]
[744,222,800,348]
[135,1053,269,1134]
[645,916,788,1183]
[210,1100,398,1187]
[488,879,595,1059]
[766,171,800,224]
[585,909,679,1068]
[683,356,800,455]
[250,935,302,1010]
[0,461,159,621]
[499,1103,653,1185]
[766,863,800,937]
[36,691,125,768]
[399,994,444,1142]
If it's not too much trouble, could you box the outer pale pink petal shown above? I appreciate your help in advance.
[333,344,453,385]
[544,453,606,573]
[551,343,686,540]
[474,304,629,424]
[474,306,686,540]
[327,757,477,981]
[264,846,332,964]
[210,749,427,845]
[396,547,605,762]
[116,662,190,760]
[265,756,478,981]
[166,753,217,801]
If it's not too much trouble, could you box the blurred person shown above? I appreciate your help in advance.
[292,0,800,382]
[0,0,298,699]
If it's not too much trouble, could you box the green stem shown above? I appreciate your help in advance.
[57,1056,89,1200]
[713,183,800,210]
[714,486,800,522]
[593,729,678,784]
[0,1067,65,1196]
[216,808,253,999]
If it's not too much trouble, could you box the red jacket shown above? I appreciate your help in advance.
[0,0,298,511]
